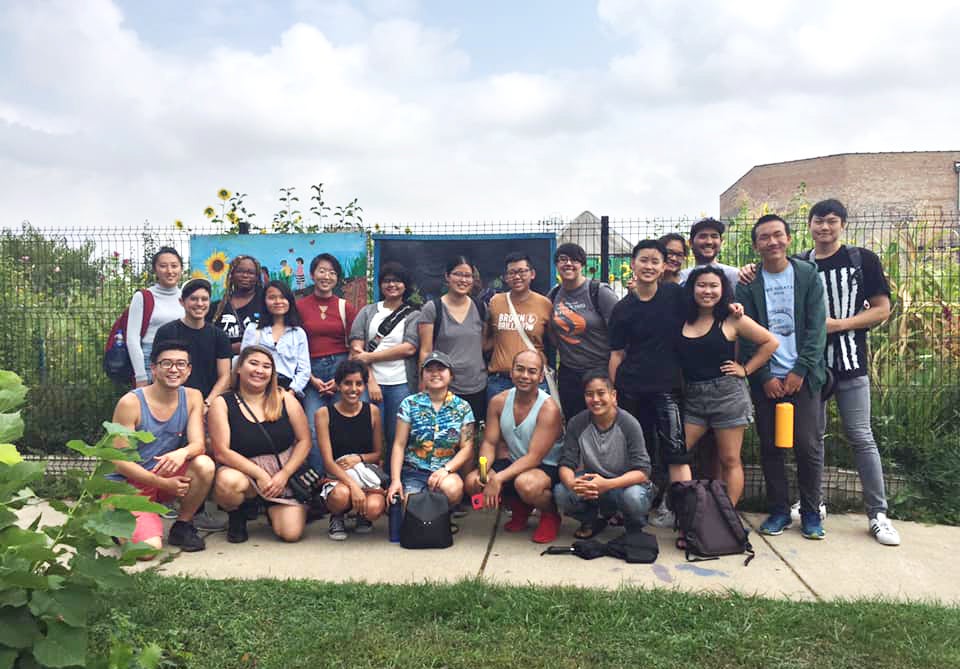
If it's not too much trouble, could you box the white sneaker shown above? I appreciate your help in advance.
[790,500,827,523]
[648,499,675,528]
[869,513,901,546]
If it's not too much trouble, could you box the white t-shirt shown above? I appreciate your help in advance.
[367,302,407,385]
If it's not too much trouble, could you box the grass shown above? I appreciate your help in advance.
[92,574,960,669]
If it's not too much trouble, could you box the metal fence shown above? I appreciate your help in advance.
[2,211,958,511]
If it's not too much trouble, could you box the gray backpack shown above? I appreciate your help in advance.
[670,480,754,566]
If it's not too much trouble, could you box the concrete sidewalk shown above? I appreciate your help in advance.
[17,502,960,604]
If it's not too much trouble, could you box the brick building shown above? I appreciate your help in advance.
[720,151,960,219]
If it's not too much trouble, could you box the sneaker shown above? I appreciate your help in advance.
[161,500,179,520]
[648,499,675,528]
[167,520,205,552]
[800,511,825,540]
[531,510,561,544]
[759,512,793,536]
[227,511,248,544]
[328,515,348,541]
[790,500,827,523]
[193,509,227,532]
[504,497,533,532]
[354,517,374,534]
[869,513,900,546]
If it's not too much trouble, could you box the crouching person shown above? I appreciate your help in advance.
[465,350,564,543]
[109,339,213,555]
[316,360,387,541]
[385,352,475,530]
[554,370,655,539]
[210,345,312,543]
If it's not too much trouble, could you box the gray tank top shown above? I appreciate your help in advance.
[108,386,188,480]
[501,388,562,466]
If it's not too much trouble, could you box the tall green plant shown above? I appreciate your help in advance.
[0,370,171,668]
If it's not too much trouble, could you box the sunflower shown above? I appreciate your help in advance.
[174,219,184,230]
[191,269,206,280]
[203,206,216,218]
[217,188,231,201]
[205,251,229,282]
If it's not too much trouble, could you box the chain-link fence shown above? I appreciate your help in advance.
[2,211,958,517]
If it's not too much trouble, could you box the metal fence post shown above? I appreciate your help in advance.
[600,215,610,284]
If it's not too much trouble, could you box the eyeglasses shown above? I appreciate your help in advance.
[313,268,338,277]
[156,359,190,370]
[665,251,686,259]
[381,278,404,285]
[449,272,474,280]
[556,255,581,265]
[505,268,531,278]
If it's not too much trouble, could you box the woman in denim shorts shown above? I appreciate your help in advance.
[676,267,778,505]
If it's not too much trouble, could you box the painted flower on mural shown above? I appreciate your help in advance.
[191,270,206,280]
[204,206,216,218]
[218,188,231,201]
[205,251,229,282]
[174,219,184,230]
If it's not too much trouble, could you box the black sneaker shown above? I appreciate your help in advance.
[227,510,249,543]
[168,520,206,552]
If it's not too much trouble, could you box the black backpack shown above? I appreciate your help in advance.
[400,490,453,549]
[670,480,754,565]
[547,278,603,311]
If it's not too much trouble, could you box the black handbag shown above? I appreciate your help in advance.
[400,490,453,549]
[235,393,322,504]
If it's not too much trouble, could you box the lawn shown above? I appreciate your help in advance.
[93,574,960,668]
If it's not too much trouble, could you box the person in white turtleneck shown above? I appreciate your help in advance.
[127,247,186,387]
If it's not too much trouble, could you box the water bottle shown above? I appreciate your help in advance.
[388,494,402,543]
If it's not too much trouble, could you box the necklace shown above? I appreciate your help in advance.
[318,304,328,320]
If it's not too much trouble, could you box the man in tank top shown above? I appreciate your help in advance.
[465,350,564,543]
[109,339,213,554]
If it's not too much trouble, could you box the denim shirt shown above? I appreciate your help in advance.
[240,324,311,393]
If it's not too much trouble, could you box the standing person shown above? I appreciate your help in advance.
[417,256,489,424]
[210,345,312,543]
[241,280,311,398]
[154,278,232,406]
[316,360,386,541]
[126,247,185,387]
[464,350,564,543]
[109,340,212,554]
[659,233,688,285]
[349,262,420,459]
[549,243,619,419]
[297,253,357,457]
[485,253,553,402]
[679,218,741,288]
[553,370,655,539]
[385,352,475,520]
[294,257,306,292]
[208,255,266,355]
[676,267,778,505]
[736,214,828,540]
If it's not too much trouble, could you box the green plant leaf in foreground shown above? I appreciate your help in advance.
[83,509,136,538]
[0,370,28,413]
[30,586,93,627]
[0,605,41,648]
[0,411,25,443]
[0,443,22,464]
[101,494,168,514]
[65,440,142,462]
[31,620,88,668]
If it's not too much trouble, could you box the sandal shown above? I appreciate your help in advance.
[574,517,608,540]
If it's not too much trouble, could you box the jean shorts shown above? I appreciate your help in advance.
[683,375,753,429]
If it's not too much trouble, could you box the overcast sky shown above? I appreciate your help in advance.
[1,0,958,230]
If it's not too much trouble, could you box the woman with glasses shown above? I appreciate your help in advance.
[659,233,688,285]
[348,262,420,460]
[417,255,489,423]
[126,247,185,387]
[208,255,266,355]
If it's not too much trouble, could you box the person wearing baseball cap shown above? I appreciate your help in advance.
[679,218,740,289]
[385,350,475,524]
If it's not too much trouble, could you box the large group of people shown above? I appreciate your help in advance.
[110,198,901,558]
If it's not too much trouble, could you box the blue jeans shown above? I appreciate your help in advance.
[485,372,549,404]
[303,353,348,474]
[553,479,656,531]
[376,383,411,465]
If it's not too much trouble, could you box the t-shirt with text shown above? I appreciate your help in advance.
[762,263,798,378]
[487,291,553,373]
[550,280,619,371]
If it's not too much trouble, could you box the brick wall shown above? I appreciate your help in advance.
[720,151,960,219]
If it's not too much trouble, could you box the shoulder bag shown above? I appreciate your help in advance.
[505,292,562,421]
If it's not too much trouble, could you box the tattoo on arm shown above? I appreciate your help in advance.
[461,423,475,445]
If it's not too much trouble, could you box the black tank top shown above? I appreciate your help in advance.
[224,392,294,458]
[677,319,736,382]
[328,402,375,460]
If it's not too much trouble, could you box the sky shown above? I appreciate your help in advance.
[1,0,959,231]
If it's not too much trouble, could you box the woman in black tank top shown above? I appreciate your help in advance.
[315,360,386,540]
[676,267,778,505]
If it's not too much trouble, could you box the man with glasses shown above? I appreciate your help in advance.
[548,243,619,418]
[108,339,213,554]
[485,252,553,402]
[679,218,740,288]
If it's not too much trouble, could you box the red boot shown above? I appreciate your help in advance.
[532,509,561,544]
[503,498,532,532]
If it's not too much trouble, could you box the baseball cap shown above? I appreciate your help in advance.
[421,351,454,370]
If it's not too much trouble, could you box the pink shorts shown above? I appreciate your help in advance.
[128,462,189,544]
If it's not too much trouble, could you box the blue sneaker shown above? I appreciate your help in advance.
[759,512,792,536]
[800,511,825,540]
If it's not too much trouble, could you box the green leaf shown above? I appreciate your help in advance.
[29,586,92,627]
[137,642,164,669]
[117,541,158,564]
[0,412,24,443]
[32,620,87,668]
[70,555,129,590]
[108,642,133,669]
[83,509,136,538]
[0,461,44,499]
[102,495,167,514]
[10,543,57,565]
[101,422,155,444]
[0,443,22,465]
[0,605,40,648]
[0,371,28,413]
[0,525,49,548]
[85,477,137,496]
[0,506,17,530]
[0,648,18,669]
[65,440,141,462]
[0,587,28,607]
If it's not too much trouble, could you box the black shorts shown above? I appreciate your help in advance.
[491,457,560,498]
[617,390,691,467]
[457,388,488,424]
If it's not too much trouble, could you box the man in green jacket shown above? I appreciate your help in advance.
[736,214,828,540]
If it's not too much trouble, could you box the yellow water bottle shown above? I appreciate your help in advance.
[775,402,794,448]
[479,456,488,484]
